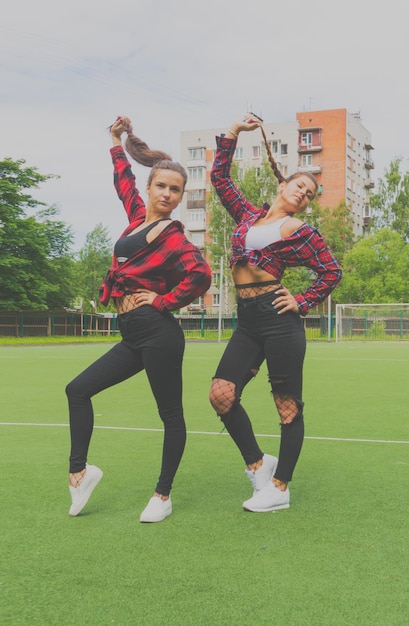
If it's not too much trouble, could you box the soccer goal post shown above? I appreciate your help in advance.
[335,303,409,342]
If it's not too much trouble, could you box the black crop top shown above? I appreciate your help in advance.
[114,219,169,265]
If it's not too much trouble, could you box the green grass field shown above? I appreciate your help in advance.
[1,341,409,625]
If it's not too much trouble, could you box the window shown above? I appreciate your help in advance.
[188,167,205,181]
[363,204,371,217]
[270,140,278,154]
[301,132,312,146]
[188,209,205,223]
[188,147,205,160]
[235,147,243,159]
[188,297,204,311]
[301,154,312,167]
[252,146,261,158]
[281,144,288,155]
[212,293,220,306]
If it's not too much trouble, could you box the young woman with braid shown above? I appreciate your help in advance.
[209,113,342,512]
[66,116,211,523]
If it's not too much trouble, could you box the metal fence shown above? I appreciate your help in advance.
[335,304,409,341]
[0,310,335,341]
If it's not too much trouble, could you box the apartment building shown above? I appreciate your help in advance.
[296,109,374,235]
[179,108,374,312]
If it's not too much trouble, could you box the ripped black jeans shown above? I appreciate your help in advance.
[212,290,306,482]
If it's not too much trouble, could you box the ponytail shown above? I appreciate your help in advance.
[111,117,187,189]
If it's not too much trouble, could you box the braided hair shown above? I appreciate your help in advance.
[259,125,318,195]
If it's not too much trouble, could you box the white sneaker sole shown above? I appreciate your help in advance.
[243,502,290,512]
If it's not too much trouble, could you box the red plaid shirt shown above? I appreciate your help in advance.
[99,146,211,311]
[211,136,342,315]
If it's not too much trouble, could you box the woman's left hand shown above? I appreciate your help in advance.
[273,287,299,314]
[133,289,158,307]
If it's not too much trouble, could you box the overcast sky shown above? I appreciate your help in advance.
[2,0,408,249]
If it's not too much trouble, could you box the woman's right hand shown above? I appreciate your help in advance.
[228,112,262,138]
[110,116,132,145]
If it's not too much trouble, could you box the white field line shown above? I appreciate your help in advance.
[1,421,409,445]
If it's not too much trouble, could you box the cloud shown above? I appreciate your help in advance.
[1,0,408,248]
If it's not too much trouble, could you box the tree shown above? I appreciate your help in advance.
[0,158,75,310]
[36,206,76,310]
[75,223,113,312]
[316,201,355,265]
[335,229,409,303]
[369,158,409,240]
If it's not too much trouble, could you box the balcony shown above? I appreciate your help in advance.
[364,157,375,169]
[187,221,206,232]
[298,164,322,175]
[187,199,206,210]
[364,180,375,189]
[186,158,206,168]
[298,143,322,153]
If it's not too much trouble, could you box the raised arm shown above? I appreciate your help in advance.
[109,117,146,223]
[211,114,264,224]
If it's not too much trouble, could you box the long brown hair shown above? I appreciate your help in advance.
[116,118,187,189]
[259,125,318,195]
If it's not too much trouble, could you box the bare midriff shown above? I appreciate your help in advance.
[232,264,280,298]
[232,263,278,286]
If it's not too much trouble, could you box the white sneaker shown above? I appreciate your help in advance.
[140,496,172,523]
[69,465,103,516]
[244,454,278,494]
[243,480,290,512]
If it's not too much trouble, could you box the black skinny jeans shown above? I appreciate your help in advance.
[213,290,306,482]
[66,306,186,496]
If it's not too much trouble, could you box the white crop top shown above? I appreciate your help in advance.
[245,216,290,250]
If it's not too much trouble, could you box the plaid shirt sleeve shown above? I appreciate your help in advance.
[292,228,342,315]
[151,230,212,312]
[110,146,146,222]
[211,136,260,224]
[99,222,211,311]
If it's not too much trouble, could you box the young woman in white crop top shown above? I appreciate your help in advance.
[209,112,342,513]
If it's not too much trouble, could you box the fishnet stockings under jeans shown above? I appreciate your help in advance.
[209,289,306,483]
[114,294,142,315]
[235,281,279,299]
